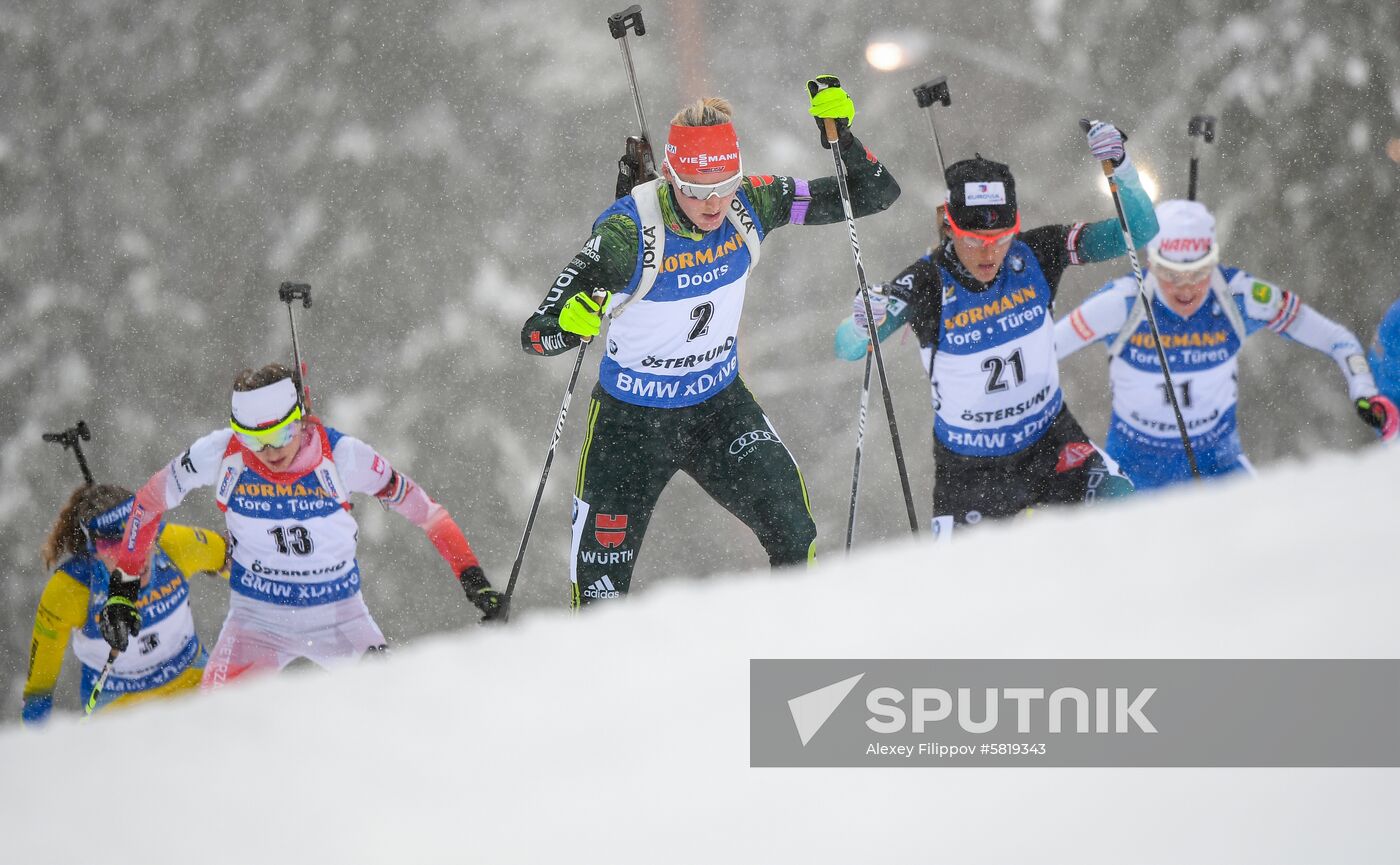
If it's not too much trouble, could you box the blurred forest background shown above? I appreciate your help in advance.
[3,0,1397,715]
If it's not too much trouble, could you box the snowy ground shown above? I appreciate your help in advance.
[3,448,1398,864]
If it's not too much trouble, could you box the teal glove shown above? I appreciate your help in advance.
[557,290,610,339]
[807,75,855,149]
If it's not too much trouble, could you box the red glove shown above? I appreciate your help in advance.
[1357,396,1399,441]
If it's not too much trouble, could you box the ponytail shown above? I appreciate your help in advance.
[41,484,134,570]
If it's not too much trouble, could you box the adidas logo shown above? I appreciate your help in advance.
[582,576,621,599]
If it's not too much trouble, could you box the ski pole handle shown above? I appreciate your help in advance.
[608,4,645,39]
[1080,116,1131,141]
[279,281,312,308]
[823,118,841,146]
[913,75,952,177]
[278,281,313,408]
[607,5,653,162]
[43,420,95,485]
[577,289,610,345]
[912,77,951,109]
[1080,117,1120,177]
[1187,114,1216,145]
[1186,114,1216,201]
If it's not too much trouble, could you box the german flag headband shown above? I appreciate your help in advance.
[665,123,741,177]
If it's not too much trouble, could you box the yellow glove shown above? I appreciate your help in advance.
[807,75,854,149]
[557,291,610,339]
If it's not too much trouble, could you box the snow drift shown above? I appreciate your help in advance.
[3,448,1398,864]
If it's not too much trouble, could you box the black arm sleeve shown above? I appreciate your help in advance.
[1016,224,1083,304]
[520,214,638,356]
[788,135,901,229]
[740,134,901,235]
[887,256,943,349]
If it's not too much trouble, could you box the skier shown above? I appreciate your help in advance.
[22,484,228,723]
[834,122,1152,537]
[1368,297,1400,406]
[520,78,899,606]
[1055,199,1398,489]
[97,364,504,688]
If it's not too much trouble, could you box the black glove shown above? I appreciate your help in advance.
[460,566,508,623]
[99,570,142,652]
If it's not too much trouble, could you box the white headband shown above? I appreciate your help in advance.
[231,377,299,428]
[1150,199,1219,268]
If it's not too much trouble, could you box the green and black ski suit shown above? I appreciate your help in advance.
[521,135,899,606]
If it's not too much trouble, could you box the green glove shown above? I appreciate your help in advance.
[807,75,854,149]
[557,290,610,339]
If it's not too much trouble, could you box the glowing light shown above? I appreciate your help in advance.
[865,42,906,72]
[1099,164,1160,201]
[864,32,926,72]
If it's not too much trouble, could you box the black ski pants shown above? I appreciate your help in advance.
[931,407,1132,537]
[570,379,815,607]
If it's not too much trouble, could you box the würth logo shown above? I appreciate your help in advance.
[595,514,628,548]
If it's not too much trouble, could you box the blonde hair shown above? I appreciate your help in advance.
[669,97,733,128]
[42,483,134,570]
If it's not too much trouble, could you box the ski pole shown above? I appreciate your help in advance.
[608,5,657,197]
[278,281,313,409]
[82,647,120,717]
[504,290,608,618]
[1082,119,1200,479]
[42,422,119,716]
[913,76,952,176]
[1187,114,1217,202]
[844,343,874,551]
[814,78,919,533]
[42,420,95,485]
[42,420,113,715]
[841,76,950,549]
